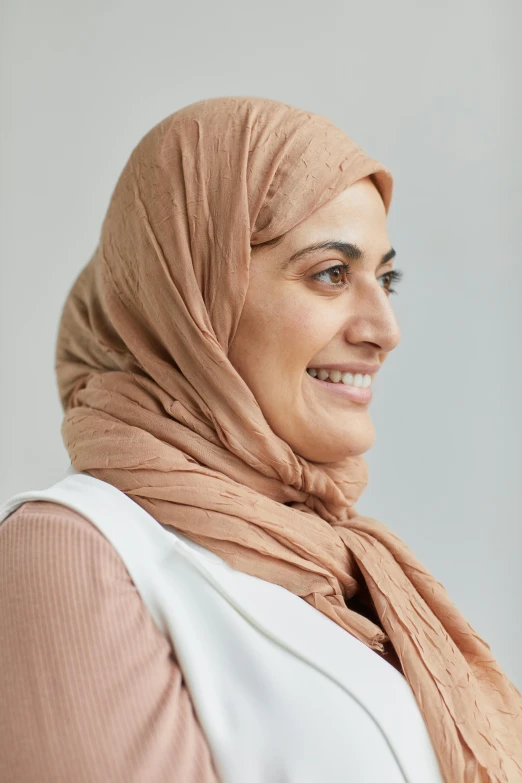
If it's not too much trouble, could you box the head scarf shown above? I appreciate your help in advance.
[55,96,522,783]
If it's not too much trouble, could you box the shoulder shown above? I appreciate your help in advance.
[1,498,120,548]
[0,499,219,783]
[1,500,140,625]
[2,498,126,579]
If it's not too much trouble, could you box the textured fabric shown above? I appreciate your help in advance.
[54,95,522,783]
[0,500,219,783]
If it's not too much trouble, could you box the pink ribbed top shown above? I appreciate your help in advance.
[0,500,219,783]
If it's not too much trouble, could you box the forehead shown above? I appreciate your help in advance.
[302,179,386,229]
[250,177,391,269]
[280,180,389,254]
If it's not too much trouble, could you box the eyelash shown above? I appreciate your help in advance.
[312,263,404,294]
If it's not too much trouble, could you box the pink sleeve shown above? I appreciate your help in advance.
[0,500,219,783]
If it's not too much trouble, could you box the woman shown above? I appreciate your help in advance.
[1,96,521,783]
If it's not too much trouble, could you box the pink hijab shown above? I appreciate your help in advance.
[55,96,522,783]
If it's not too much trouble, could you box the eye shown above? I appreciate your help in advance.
[311,264,405,293]
[378,268,404,295]
[311,263,351,288]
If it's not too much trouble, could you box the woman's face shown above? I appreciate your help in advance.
[228,176,401,463]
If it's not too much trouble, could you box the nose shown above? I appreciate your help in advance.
[342,280,401,354]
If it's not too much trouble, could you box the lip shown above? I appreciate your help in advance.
[306,374,373,403]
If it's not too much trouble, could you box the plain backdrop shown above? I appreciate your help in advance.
[1,0,520,688]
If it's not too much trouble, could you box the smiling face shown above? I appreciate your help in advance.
[227,176,401,463]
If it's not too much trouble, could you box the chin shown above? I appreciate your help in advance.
[292,423,375,463]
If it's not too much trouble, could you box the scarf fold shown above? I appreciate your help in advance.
[55,96,522,783]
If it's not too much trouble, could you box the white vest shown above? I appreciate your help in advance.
[0,468,444,783]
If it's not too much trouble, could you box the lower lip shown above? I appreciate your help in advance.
[306,374,373,403]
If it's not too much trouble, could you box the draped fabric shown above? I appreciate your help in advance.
[55,96,522,783]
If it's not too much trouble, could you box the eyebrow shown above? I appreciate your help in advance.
[280,241,396,270]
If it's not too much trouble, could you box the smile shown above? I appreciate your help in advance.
[305,369,373,404]
[306,368,373,388]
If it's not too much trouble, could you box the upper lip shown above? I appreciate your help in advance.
[307,362,380,375]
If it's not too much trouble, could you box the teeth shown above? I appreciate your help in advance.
[306,368,373,388]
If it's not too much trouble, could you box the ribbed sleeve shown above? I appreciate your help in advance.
[0,500,219,783]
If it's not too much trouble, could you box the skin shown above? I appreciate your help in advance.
[228,176,401,463]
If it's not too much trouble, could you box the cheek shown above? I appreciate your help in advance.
[253,293,335,368]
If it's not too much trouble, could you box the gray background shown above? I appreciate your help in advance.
[1,0,520,687]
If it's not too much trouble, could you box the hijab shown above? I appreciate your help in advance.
[55,96,522,783]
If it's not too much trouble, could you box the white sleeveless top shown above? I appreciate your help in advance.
[0,467,445,783]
